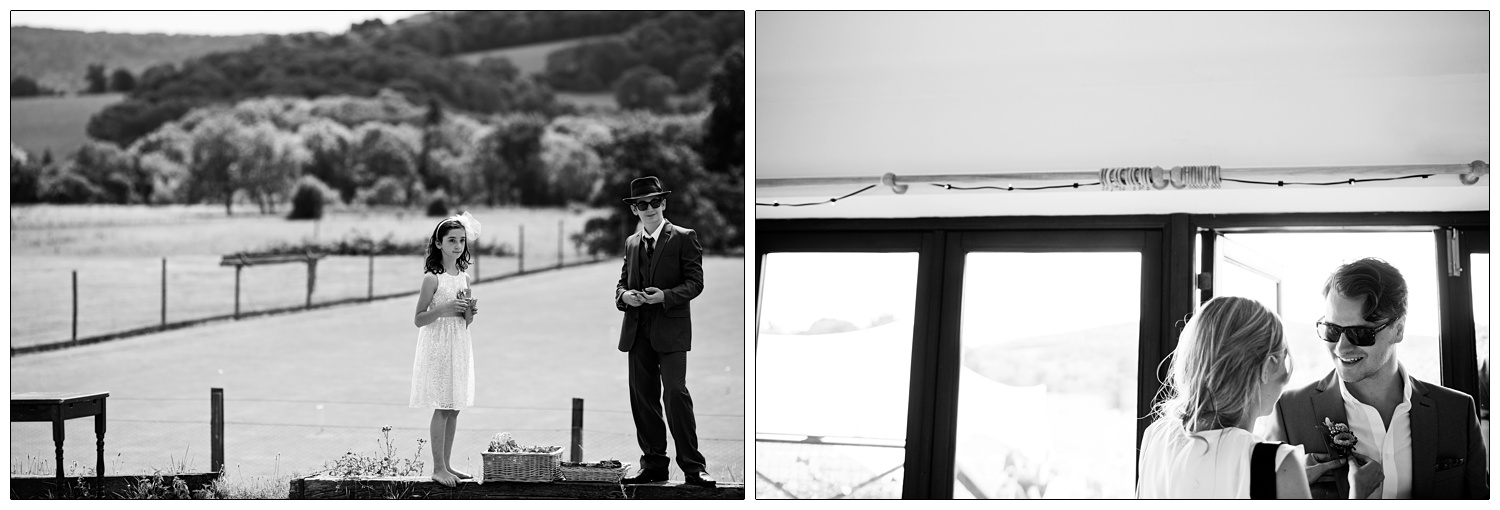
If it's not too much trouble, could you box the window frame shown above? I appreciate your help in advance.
[758,215,1192,498]
[1193,212,1488,402]
[756,211,1486,499]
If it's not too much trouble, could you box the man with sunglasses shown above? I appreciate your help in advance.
[1263,258,1487,499]
[613,176,715,488]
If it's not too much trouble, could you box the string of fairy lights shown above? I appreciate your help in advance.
[755,164,1478,208]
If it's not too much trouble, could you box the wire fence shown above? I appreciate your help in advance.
[9,395,745,485]
[11,221,605,353]
[754,441,905,499]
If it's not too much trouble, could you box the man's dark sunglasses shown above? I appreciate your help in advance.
[1314,318,1393,347]
[631,198,664,211]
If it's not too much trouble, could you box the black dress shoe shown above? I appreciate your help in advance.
[684,471,717,488]
[622,469,668,484]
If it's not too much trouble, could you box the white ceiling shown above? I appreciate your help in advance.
[754,11,1490,218]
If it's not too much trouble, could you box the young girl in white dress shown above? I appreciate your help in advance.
[410,212,480,487]
[1138,296,1310,498]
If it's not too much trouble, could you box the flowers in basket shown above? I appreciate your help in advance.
[486,432,559,454]
[1322,417,1359,458]
[561,460,624,469]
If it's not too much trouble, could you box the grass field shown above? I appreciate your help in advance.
[449,38,702,112]
[10,93,126,156]
[452,38,622,111]
[10,205,609,348]
[452,37,613,77]
[10,257,747,486]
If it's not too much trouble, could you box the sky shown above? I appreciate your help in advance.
[10,11,430,36]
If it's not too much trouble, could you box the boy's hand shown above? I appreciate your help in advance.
[621,290,644,307]
[642,287,665,305]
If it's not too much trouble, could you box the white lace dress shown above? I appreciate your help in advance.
[409,272,474,410]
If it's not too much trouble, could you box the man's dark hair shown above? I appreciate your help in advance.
[1322,257,1408,323]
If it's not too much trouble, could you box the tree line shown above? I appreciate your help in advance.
[13,45,744,254]
[543,11,744,94]
[356,11,673,57]
[78,11,742,142]
[11,64,135,97]
[84,39,559,149]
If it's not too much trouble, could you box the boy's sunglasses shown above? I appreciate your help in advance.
[631,198,664,211]
[1314,318,1392,347]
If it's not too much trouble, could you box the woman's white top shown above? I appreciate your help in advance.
[1137,418,1299,498]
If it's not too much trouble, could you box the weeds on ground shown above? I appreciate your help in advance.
[323,425,427,478]
[204,453,302,499]
[13,448,222,499]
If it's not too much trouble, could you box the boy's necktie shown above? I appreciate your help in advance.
[645,237,655,259]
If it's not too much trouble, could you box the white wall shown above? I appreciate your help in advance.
[754,11,1489,218]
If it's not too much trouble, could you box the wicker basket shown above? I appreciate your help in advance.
[482,447,563,483]
[559,462,630,483]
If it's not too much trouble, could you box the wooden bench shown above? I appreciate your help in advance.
[220,252,326,317]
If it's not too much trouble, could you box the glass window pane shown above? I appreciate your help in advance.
[756,252,918,499]
[955,252,1140,498]
[1472,253,1489,455]
[1473,254,1488,383]
[1219,233,1441,392]
[1218,259,1281,316]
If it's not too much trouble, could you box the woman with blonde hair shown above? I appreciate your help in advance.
[1137,296,1377,498]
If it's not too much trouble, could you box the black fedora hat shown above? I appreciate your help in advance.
[622,176,672,202]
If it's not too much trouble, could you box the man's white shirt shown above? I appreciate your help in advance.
[1336,364,1414,499]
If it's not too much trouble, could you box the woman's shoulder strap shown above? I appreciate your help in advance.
[1250,441,1284,499]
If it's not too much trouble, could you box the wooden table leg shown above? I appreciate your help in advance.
[96,398,107,481]
[51,409,65,482]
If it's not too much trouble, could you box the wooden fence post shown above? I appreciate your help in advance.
[571,398,583,463]
[234,266,242,319]
[367,254,374,301]
[519,225,525,274]
[72,271,78,343]
[161,257,167,326]
[211,388,224,473]
[305,257,317,308]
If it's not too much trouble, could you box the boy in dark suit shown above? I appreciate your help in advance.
[614,176,714,488]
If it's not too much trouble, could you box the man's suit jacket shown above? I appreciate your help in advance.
[615,220,704,353]
[1262,370,1489,499]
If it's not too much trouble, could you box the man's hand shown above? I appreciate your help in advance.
[642,287,666,305]
[1347,451,1384,499]
[621,290,644,307]
[1304,452,1346,483]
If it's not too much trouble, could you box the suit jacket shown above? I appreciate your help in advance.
[614,220,704,353]
[1263,370,1489,499]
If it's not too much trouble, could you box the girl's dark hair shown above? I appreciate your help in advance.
[423,219,470,275]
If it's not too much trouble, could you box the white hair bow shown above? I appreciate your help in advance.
[450,211,481,243]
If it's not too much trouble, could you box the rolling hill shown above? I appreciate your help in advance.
[451,36,614,77]
[10,93,125,156]
[10,26,267,93]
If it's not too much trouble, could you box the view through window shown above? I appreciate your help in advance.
[756,252,919,499]
[1473,253,1490,457]
[1214,233,1443,432]
[954,252,1140,499]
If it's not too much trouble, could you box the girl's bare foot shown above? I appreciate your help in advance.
[432,470,459,487]
[451,467,473,480]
